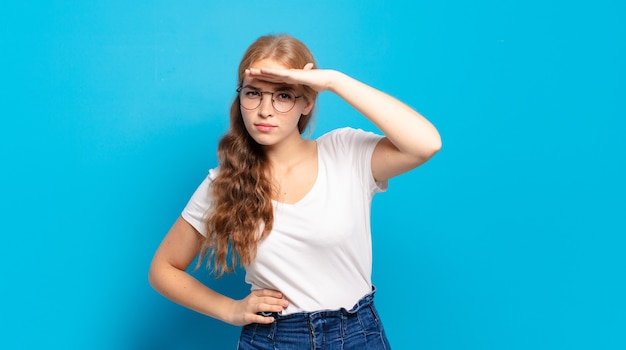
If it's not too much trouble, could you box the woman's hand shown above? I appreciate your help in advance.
[245,63,335,92]
[228,289,289,326]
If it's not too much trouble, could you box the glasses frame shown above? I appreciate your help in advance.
[236,86,303,113]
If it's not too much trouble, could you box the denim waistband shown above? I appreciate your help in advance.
[242,286,390,348]
[260,286,377,321]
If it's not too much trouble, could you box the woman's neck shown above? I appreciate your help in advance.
[264,136,316,174]
[263,136,318,204]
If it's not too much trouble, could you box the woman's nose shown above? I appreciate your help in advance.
[258,95,274,117]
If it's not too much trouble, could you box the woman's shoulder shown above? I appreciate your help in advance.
[317,126,361,139]
[207,167,220,181]
[192,167,220,188]
[317,127,383,149]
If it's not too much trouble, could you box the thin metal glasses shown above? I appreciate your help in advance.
[237,86,303,113]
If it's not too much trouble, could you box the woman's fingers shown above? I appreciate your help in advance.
[230,289,286,326]
[252,290,289,310]
[251,288,283,299]
[251,314,276,324]
[233,289,289,325]
[245,67,330,93]
[245,66,312,83]
[245,67,290,82]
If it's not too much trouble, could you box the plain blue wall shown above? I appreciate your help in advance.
[1,1,624,349]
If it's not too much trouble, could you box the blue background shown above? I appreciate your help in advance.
[1,1,624,349]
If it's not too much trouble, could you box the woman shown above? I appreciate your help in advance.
[149,34,441,349]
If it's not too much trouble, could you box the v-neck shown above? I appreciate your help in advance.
[272,140,322,207]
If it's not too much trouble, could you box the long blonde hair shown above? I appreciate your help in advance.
[197,34,318,276]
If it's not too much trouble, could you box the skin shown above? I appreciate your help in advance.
[241,59,318,204]
[148,58,441,326]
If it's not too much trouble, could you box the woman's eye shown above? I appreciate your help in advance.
[276,92,293,101]
[246,91,261,98]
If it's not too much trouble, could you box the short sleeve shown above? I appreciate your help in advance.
[350,128,388,194]
[319,127,388,194]
[180,168,219,236]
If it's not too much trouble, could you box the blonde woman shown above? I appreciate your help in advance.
[149,34,441,349]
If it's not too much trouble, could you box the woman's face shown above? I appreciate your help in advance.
[239,59,313,148]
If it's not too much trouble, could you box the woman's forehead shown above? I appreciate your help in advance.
[249,58,288,70]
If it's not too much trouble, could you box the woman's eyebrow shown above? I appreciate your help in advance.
[275,85,296,92]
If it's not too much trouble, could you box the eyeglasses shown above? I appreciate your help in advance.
[237,86,303,113]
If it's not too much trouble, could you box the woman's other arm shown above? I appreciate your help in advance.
[148,216,288,325]
[324,71,442,182]
[246,66,442,182]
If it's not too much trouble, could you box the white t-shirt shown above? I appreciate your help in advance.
[181,127,387,314]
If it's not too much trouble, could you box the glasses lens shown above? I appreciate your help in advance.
[272,90,296,113]
[239,87,261,110]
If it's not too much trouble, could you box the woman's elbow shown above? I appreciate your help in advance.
[431,137,442,156]
[417,136,442,161]
[148,258,166,291]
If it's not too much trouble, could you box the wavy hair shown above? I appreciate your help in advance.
[197,34,318,276]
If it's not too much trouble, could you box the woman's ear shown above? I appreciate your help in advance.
[302,101,314,116]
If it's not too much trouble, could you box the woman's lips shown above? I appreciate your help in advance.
[255,123,276,132]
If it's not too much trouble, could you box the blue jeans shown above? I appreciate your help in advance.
[237,289,391,349]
